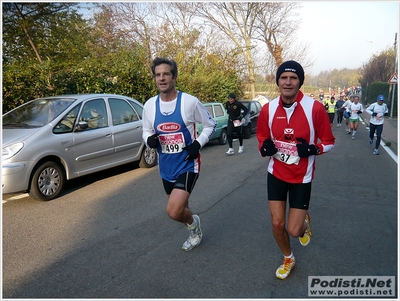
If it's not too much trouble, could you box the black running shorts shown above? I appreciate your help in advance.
[162,172,199,195]
[267,172,311,210]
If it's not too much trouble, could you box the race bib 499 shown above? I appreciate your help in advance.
[159,132,185,154]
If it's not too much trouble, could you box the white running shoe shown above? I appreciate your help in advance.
[182,215,202,251]
[238,146,244,154]
[275,256,296,280]
[373,149,379,155]
[226,148,234,155]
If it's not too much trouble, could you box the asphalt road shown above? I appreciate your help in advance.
[2,120,398,298]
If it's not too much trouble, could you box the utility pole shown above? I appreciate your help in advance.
[389,33,397,118]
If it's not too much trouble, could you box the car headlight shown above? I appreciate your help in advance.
[2,142,24,160]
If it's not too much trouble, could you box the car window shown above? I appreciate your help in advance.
[255,101,262,113]
[3,98,75,128]
[128,99,143,119]
[79,99,108,130]
[205,106,214,118]
[53,104,81,134]
[250,102,256,113]
[109,98,139,125]
[240,102,248,115]
[214,105,225,117]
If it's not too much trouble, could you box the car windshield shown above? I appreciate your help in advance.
[3,97,76,128]
[241,102,250,114]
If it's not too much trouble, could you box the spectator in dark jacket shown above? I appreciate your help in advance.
[225,93,248,155]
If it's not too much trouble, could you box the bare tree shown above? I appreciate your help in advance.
[93,2,162,66]
[93,3,210,68]
[195,2,311,98]
[254,2,313,78]
[90,2,312,98]
[196,3,266,98]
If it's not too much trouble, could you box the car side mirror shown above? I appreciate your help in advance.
[75,121,89,131]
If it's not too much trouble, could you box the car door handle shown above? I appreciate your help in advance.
[105,133,112,138]
[133,125,142,129]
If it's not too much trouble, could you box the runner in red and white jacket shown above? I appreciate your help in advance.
[256,60,335,280]
[257,91,335,184]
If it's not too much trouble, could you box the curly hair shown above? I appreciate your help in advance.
[151,57,178,78]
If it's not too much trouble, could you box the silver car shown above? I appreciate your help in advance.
[2,94,157,201]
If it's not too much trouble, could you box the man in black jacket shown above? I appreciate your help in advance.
[225,93,248,155]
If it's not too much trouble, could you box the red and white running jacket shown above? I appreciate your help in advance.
[257,91,335,183]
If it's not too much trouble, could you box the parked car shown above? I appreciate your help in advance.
[196,102,228,145]
[253,94,272,107]
[240,100,262,139]
[2,94,158,201]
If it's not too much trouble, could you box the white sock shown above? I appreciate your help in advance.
[187,216,197,227]
[284,252,294,259]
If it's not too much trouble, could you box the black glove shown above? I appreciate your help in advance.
[147,133,159,148]
[183,140,201,160]
[357,110,362,114]
[372,112,378,116]
[259,138,277,157]
[296,138,319,158]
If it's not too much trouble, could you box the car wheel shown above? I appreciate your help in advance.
[244,123,252,139]
[139,146,158,168]
[219,129,228,145]
[29,161,65,201]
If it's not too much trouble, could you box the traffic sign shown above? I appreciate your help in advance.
[388,72,398,84]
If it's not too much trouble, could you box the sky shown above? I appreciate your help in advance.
[296,1,399,76]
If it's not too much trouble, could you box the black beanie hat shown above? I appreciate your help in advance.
[276,60,305,88]
[228,93,236,99]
